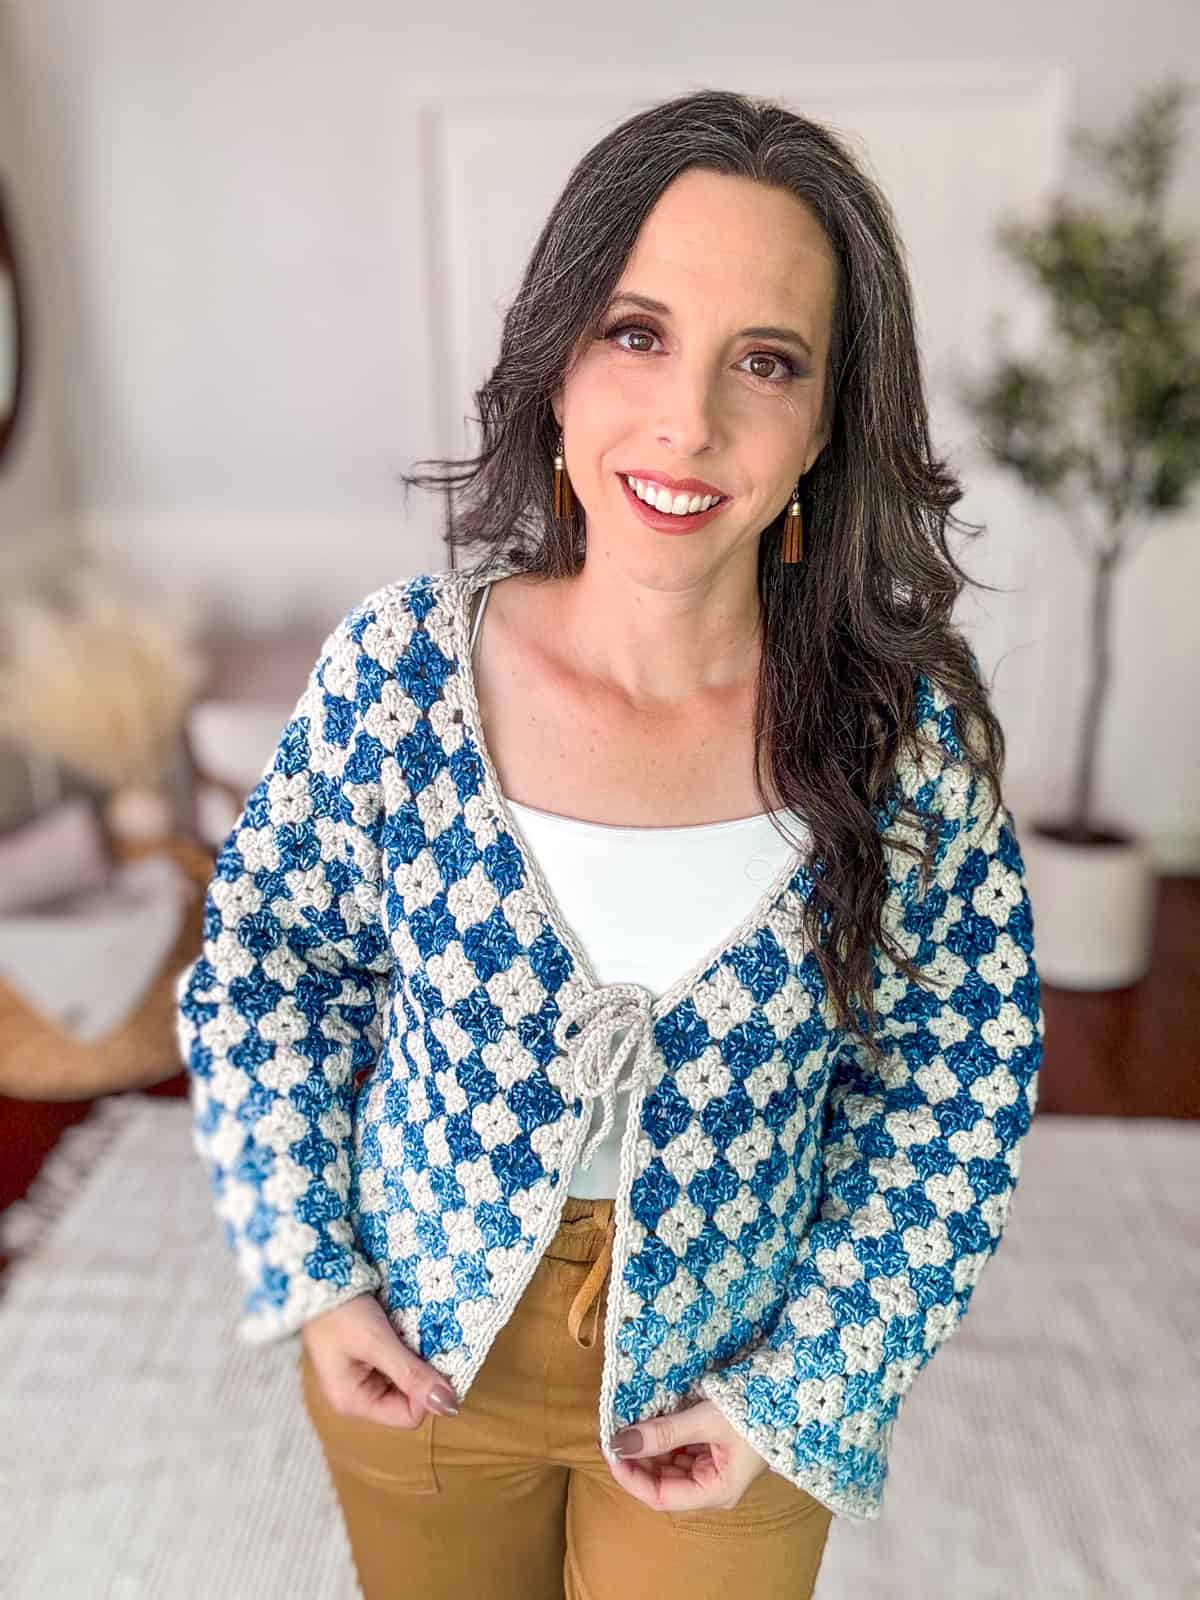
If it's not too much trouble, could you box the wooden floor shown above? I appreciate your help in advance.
[2,873,1196,1279]
[1036,874,1199,1119]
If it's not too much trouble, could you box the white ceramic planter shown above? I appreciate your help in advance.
[1019,825,1157,989]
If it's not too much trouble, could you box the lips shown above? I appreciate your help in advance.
[618,471,729,534]
[620,475,728,517]
[621,469,728,499]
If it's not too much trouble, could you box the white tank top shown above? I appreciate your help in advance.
[470,578,808,1199]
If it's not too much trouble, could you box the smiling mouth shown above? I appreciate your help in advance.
[619,474,729,516]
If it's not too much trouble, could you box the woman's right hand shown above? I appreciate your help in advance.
[300,1292,460,1428]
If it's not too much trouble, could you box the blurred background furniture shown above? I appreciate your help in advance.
[0,835,213,1103]
[0,625,323,1229]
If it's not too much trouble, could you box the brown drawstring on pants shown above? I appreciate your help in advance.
[566,1209,616,1348]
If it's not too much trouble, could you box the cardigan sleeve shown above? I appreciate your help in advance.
[696,737,1044,1521]
[174,604,393,1345]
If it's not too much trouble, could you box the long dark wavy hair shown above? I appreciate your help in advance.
[397,87,1008,1062]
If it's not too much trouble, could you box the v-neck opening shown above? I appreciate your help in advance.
[449,561,813,1025]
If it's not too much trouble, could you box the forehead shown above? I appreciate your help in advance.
[620,169,836,323]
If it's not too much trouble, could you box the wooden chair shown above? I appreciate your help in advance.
[0,835,214,1103]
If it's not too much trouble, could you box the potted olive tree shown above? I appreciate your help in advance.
[958,79,1200,989]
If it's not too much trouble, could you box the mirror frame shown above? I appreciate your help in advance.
[0,177,27,470]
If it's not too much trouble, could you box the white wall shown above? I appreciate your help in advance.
[0,4,75,580]
[0,8,83,826]
[2,1,1198,854]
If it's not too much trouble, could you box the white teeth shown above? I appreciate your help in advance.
[625,476,722,515]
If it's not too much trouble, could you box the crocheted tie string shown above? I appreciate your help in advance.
[552,983,656,1349]
[553,983,657,1172]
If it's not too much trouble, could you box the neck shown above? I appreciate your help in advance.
[547,554,762,712]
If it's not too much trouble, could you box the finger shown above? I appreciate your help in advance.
[344,1349,439,1428]
[610,1454,714,1509]
[362,1332,457,1425]
[624,1447,705,1486]
[343,1363,425,1428]
[384,1390,430,1428]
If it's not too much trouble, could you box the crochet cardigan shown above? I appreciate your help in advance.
[175,558,1044,1522]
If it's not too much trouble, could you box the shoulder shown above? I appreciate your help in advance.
[881,664,1002,857]
[336,566,466,645]
[912,666,980,768]
[312,566,476,680]
[903,660,992,792]
[285,569,471,783]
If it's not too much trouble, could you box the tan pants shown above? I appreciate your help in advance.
[298,1194,833,1599]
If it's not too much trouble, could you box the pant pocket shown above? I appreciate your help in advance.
[297,1342,440,1494]
[669,1477,831,1538]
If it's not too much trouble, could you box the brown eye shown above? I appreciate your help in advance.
[747,352,793,382]
[604,323,656,353]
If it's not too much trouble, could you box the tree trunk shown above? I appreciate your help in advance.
[1068,541,1119,840]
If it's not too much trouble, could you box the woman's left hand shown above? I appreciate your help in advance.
[607,1400,770,1512]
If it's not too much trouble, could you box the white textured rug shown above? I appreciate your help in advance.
[0,1096,1196,1599]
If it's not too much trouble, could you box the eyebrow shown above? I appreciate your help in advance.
[601,291,814,363]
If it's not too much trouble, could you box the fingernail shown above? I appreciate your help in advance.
[428,1389,459,1416]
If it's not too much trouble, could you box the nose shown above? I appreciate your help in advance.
[651,354,727,460]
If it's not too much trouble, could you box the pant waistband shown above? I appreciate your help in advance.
[549,1194,617,1262]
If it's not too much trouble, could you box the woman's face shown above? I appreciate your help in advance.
[551,168,836,575]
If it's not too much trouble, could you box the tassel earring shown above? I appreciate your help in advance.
[781,479,804,564]
[553,428,574,520]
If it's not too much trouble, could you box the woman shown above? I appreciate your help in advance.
[176,89,1043,1600]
